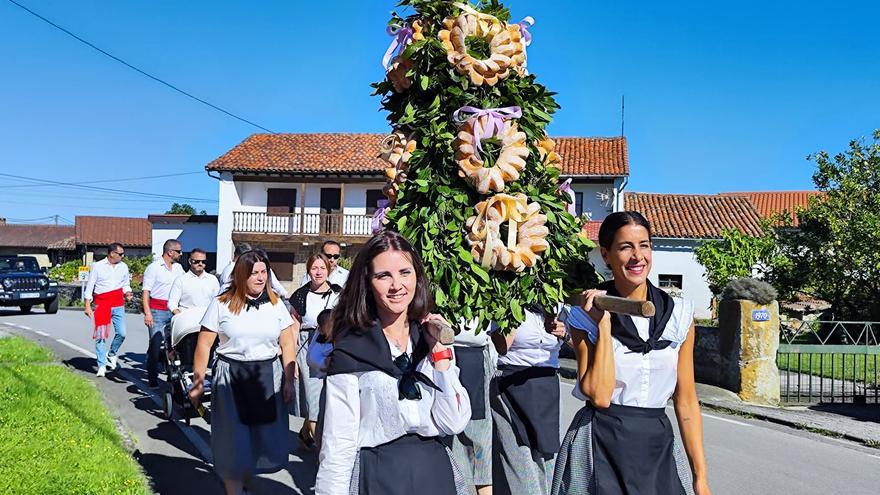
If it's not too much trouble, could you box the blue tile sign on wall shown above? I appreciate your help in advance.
[752,309,771,322]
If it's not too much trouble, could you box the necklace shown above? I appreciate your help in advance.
[383,329,408,353]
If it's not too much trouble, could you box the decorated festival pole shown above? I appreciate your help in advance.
[372,0,600,333]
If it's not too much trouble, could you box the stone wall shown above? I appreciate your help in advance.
[694,299,781,405]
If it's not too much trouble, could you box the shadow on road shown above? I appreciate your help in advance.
[811,403,880,423]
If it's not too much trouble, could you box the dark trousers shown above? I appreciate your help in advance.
[147,309,171,385]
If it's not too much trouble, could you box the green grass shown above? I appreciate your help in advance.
[777,352,880,386]
[0,336,151,495]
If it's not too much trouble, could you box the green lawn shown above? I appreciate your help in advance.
[777,352,880,386]
[0,336,151,495]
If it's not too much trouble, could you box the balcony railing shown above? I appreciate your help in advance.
[233,211,373,237]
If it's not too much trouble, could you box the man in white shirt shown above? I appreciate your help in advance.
[142,239,185,387]
[220,242,288,297]
[84,243,133,377]
[168,248,220,314]
[299,240,349,288]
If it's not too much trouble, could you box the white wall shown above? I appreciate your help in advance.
[151,223,217,259]
[648,238,713,318]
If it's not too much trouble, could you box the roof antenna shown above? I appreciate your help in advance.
[620,94,625,137]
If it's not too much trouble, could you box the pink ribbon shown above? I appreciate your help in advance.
[452,106,522,162]
[372,199,390,234]
[517,17,534,46]
[382,24,414,69]
[558,178,577,215]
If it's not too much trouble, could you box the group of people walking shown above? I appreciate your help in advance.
[84,212,711,495]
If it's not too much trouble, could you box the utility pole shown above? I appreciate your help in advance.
[53,214,59,225]
[620,94,625,137]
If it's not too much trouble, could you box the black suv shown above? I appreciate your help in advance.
[0,256,59,314]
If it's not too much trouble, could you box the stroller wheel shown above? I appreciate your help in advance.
[162,391,174,420]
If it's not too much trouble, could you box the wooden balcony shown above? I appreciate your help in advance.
[232,211,374,240]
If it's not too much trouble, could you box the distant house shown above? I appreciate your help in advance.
[148,214,219,271]
[75,216,152,262]
[206,133,629,285]
[0,222,76,267]
[624,192,764,318]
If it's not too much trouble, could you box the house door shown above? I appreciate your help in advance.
[320,188,342,235]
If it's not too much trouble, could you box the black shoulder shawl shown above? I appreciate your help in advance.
[598,279,675,354]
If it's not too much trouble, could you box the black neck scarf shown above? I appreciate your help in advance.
[244,291,270,312]
[598,280,675,354]
[328,320,440,400]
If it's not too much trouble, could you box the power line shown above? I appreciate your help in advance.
[0,171,205,189]
[6,0,277,134]
[0,172,218,203]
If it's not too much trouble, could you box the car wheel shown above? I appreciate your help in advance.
[20,305,32,314]
[162,391,174,420]
[44,297,59,314]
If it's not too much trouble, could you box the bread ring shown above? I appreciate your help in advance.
[465,193,549,272]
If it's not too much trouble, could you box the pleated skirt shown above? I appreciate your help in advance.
[291,329,323,421]
[551,404,694,495]
[449,344,495,486]
[211,358,289,480]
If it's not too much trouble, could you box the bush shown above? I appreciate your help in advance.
[721,277,777,305]
[48,259,81,283]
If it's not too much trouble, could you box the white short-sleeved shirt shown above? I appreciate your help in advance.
[142,259,185,300]
[199,296,294,361]
[493,309,565,368]
[565,298,694,408]
[168,271,220,312]
[300,290,340,330]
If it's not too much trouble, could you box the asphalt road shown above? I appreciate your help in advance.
[3,308,880,495]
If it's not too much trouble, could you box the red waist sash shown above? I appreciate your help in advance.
[149,298,169,311]
[93,288,124,340]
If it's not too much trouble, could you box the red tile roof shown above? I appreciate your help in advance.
[205,133,628,177]
[75,216,151,247]
[624,193,764,239]
[581,220,601,241]
[720,191,822,226]
[0,225,76,249]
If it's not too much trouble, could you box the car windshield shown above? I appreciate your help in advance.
[0,257,41,273]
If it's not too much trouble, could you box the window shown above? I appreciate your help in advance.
[574,191,584,216]
[365,189,385,215]
[658,274,683,290]
[267,188,297,215]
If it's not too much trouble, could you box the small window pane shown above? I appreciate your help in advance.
[575,192,584,216]
[365,189,384,215]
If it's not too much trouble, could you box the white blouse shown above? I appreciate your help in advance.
[493,309,565,368]
[300,289,339,329]
[199,296,294,361]
[564,298,694,408]
[315,340,471,495]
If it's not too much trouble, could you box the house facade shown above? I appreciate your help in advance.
[75,216,152,263]
[0,222,76,267]
[207,133,629,285]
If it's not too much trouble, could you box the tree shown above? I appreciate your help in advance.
[694,227,777,295]
[767,131,880,320]
[166,203,206,215]
[373,0,599,333]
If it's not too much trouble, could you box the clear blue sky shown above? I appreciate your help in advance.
[2,0,878,223]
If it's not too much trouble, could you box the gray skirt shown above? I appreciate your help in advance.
[490,371,559,495]
[211,358,289,480]
[450,344,495,486]
[550,405,695,495]
[292,329,323,421]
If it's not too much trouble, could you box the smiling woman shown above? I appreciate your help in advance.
[315,231,472,495]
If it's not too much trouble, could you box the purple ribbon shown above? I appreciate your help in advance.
[517,17,534,46]
[453,106,522,161]
[382,25,414,70]
[372,199,390,234]
[558,178,577,215]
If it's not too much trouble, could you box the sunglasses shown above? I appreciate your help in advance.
[190,259,206,265]
[113,251,125,258]
[323,253,341,260]
[170,249,182,254]
[393,353,422,401]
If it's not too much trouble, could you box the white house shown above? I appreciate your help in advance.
[205,133,629,285]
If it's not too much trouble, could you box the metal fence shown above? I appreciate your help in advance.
[777,321,880,404]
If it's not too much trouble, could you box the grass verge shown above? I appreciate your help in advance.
[0,336,150,494]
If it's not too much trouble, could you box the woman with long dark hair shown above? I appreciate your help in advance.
[551,211,711,495]
[288,253,341,450]
[188,250,297,495]
[315,231,472,495]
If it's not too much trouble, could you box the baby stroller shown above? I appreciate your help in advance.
[161,306,213,425]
